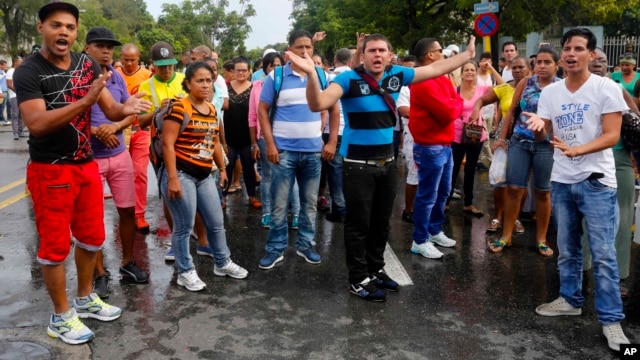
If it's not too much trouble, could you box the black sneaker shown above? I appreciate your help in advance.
[350,279,386,302]
[93,273,110,299]
[371,269,399,292]
[325,212,345,223]
[119,261,149,283]
[402,211,414,223]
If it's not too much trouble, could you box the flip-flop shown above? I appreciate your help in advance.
[463,206,484,217]
[228,185,242,194]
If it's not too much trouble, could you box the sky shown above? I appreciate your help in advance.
[145,0,293,49]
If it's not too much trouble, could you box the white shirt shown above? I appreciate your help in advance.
[7,68,16,98]
[537,74,627,187]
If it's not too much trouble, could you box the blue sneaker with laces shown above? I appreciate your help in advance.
[260,214,271,228]
[296,248,321,264]
[350,278,386,302]
[196,245,214,258]
[259,253,284,270]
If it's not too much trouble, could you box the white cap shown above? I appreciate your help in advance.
[443,49,452,58]
[446,45,460,54]
[263,48,277,57]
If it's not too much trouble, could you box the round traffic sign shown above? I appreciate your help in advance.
[474,13,499,37]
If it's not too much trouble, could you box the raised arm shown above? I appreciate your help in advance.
[285,50,344,111]
[412,36,476,84]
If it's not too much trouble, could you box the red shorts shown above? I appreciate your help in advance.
[27,161,105,264]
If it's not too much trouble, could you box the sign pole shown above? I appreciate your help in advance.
[484,36,491,53]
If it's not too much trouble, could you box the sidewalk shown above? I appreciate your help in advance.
[0,127,29,153]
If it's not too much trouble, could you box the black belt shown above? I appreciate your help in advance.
[344,157,394,167]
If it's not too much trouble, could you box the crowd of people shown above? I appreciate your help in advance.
[13,1,638,353]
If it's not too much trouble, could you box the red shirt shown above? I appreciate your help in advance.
[408,75,462,146]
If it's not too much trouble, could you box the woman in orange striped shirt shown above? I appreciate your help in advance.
[160,62,248,291]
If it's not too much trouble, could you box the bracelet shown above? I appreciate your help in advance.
[251,144,259,151]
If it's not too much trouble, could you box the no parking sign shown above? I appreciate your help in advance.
[474,13,499,37]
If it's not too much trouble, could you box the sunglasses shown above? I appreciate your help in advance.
[428,48,443,53]
[620,53,635,60]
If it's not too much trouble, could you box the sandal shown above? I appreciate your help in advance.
[249,197,262,209]
[463,205,484,217]
[537,242,554,257]
[487,219,501,232]
[228,185,242,194]
[514,220,525,233]
[488,237,510,253]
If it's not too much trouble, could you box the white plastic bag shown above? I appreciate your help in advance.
[489,147,507,186]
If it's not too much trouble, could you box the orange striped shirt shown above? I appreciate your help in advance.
[164,99,219,179]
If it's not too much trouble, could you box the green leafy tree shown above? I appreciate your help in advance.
[156,0,255,59]
[0,0,40,56]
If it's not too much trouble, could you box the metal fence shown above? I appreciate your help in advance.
[517,36,640,70]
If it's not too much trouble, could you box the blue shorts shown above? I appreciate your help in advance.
[506,135,553,191]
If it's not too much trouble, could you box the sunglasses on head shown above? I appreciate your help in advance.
[620,53,635,60]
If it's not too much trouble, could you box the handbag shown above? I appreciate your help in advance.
[462,121,484,144]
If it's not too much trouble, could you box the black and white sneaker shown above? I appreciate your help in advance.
[371,269,399,292]
[93,273,110,299]
[349,278,386,302]
[119,261,149,283]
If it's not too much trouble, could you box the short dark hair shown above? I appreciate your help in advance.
[537,46,560,63]
[561,28,597,51]
[502,41,517,51]
[182,61,214,93]
[479,52,492,60]
[288,29,313,46]
[232,56,250,68]
[402,55,417,63]
[0,60,6,65]
[413,38,438,64]
[363,33,392,52]
[222,60,234,72]
[263,52,284,70]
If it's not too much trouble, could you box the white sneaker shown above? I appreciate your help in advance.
[411,241,443,259]
[429,232,456,247]
[535,297,582,316]
[177,269,206,291]
[603,323,630,351]
[214,260,249,279]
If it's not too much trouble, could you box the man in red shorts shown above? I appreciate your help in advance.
[14,1,150,345]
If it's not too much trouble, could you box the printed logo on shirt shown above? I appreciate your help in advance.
[359,82,371,95]
[387,75,400,91]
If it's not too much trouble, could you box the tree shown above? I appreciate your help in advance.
[156,0,256,59]
[0,0,40,56]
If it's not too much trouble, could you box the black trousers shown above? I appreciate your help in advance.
[343,160,397,284]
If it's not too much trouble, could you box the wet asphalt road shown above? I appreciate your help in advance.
[0,131,638,359]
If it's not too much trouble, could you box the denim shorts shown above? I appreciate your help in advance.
[506,135,553,191]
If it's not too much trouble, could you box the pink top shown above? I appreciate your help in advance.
[453,84,490,143]
[248,79,263,138]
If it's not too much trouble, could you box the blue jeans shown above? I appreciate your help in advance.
[322,134,345,215]
[265,150,321,255]
[160,169,231,273]
[258,138,300,215]
[552,180,624,325]
[412,144,453,243]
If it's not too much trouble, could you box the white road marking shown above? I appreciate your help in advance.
[383,243,413,286]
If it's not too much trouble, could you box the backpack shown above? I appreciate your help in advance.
[149,98,215,174]
[269,65,328,122]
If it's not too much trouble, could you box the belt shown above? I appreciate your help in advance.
[344,157,394,167]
